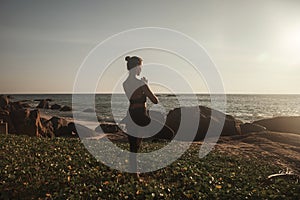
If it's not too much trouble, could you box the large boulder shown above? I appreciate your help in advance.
[19,102,31,108]
[70,123,97,138]
[9,101,30,110]
[120,110,175,140]
[254,116,300,134]
[41,116,96,138]
[0,95,9,110]
[43,116,71,137]
[10,108,31,134]
[155,106,242,141]
[50,104,62,110]
[10,109,45,137]
[95,122,121,133]
[60,105,72,111]
[0,95,81,137]
[145,110,175,140]
[45,116,68,130]
[36,99,50,109]
[0,109,15,133]
[240,123,267,134]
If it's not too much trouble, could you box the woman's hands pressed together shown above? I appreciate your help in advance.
[141,76,148,84]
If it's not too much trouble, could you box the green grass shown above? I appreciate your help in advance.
[0,134,299,199]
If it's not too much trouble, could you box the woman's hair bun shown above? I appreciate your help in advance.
[125,55,142,70]
[125,56,131,62]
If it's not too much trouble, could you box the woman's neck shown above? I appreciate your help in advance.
[128,71,137,79]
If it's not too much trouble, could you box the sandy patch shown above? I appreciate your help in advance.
[215,131,300,175]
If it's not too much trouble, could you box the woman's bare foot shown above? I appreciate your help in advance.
[132,172,146,182]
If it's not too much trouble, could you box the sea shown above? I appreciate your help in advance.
[8,94,300,129]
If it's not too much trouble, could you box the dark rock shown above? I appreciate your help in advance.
[147,110,175,140]
[42,116,75,137]
[167,94,176,97]
[120,110,174,139]
[10,101,29,110]
[36,100,50,109]
[0,96,79,137]
[40,117,47,124]
[50,104,62,110]
[48,116,69,129]
[120,107,241,141]
[70,123,97,138]
[152,123,175,140]
[10,109,46,137]
[10,108,30,134]
[41,117,97,138]
[0,109,9,121]
[67,122,79,137]
[18,99,30,102]
[0,109,15,133]
[95,122,120,133]
[20,102,31,108]
[0,95,9,110]
[254,116,300,134]
[157,106,242,141]
[240,123,267,134]
[34,98,52,102]
[60,105,72,111]
[83,108,95,113]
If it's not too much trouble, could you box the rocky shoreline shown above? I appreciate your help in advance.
[2,94,300,174]
[0,95,96,138]
[1,94,300,141]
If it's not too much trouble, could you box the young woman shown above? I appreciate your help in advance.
[122,55,158,176]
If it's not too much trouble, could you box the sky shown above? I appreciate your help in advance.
[0,0,300,94]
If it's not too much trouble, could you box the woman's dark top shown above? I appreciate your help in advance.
[129,95,146,104]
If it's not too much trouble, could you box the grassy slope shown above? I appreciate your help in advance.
[0,134,299,199]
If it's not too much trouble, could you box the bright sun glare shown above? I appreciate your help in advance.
[280,26,300,65]
[284,27,300,50]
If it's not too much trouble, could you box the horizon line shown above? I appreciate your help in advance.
[2,92,300,95]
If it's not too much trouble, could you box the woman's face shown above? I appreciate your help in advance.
[136,63,142,76]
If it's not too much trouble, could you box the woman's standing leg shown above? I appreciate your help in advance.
[128,136,142,153]
[128,133,142,176]
[126,108,148,178]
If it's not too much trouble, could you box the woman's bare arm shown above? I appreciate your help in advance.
[142,84,158,104]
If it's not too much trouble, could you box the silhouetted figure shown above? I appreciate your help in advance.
[122,56,158,177]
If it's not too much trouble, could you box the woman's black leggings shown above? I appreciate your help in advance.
[127,107,151,152]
